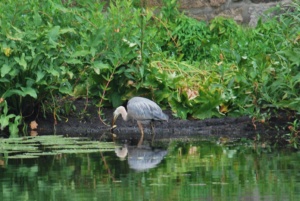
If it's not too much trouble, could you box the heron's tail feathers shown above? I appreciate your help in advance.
[153,111,169,121]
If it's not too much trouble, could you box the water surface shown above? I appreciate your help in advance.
[1,138,299,201]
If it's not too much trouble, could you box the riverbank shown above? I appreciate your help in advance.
[34,99,291,146]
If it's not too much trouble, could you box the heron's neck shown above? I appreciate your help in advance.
[115,106,129,121]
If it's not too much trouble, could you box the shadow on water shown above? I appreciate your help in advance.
[1,132,300,201]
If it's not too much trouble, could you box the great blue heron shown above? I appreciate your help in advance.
[111,97,168,146]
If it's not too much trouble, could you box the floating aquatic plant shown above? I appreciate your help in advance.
[0,135,117,159]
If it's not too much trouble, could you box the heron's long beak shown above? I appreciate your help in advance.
[111,115,118,133]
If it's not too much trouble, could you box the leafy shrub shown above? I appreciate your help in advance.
[0,0,143,132]
[0,0,300,141]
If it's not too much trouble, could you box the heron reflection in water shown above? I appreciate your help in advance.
[111,97,168,146]
[115,145,168,171]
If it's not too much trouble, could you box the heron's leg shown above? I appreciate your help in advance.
[151,122,156,144]
[137,121,144,147]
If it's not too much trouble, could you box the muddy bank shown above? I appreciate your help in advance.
[34,99,290,143]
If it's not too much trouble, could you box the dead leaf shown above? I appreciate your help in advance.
[220,53,224,61]
[218,137,229,144]
[219,104,229,114]
[294,35,300,44]
[30,130,38,136]
[186,88,198,100]
[30,121,38,130]
[0,159,5,166]
[127,80,134,86]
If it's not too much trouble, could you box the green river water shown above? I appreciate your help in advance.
[0,137,300,201]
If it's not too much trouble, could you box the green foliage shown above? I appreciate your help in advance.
[284,119,300,149]
[0,100,21,137]
[170,16,211,61]
[0,0,81,120]
[0,0,150,130]
[0,0,300,144]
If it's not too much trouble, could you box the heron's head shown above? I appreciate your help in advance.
[111,106,127,131]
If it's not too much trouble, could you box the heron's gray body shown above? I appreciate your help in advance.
[127,97,168,124]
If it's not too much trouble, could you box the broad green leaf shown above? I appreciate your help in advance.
[90,47,96,57]
[36,71,45,82]
[48,26,60,45]
[65,58,82,65]
[21,87,37,98]
[2,101,9,115]
[14,53,27,69]
[291,73,300,87]
[278,48,300,66]
[1,64,11,77]
[71,50,90,57]
[0,77,10,83]
[59,81,73,95]
[60,28,76,34]
[51,2,69,13]
[9,116,21,137]
[0,114,15,130]
[139,66,144,78]
[92,61,110,74]
[3,89,25,98]
[47,68,60,77]
[33,11,42,26]
[0,116,9,130]
[73,84,87,97]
